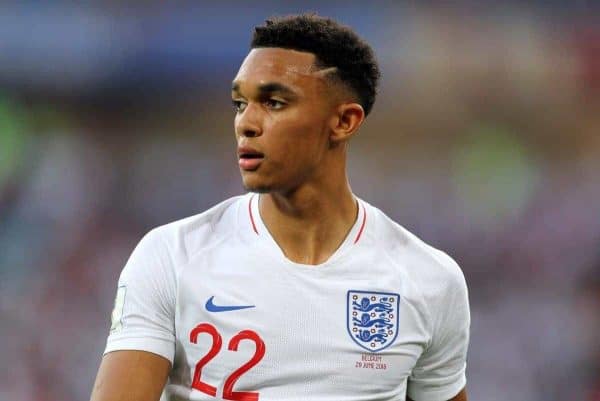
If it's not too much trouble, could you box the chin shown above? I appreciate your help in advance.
[244,185,272,194]
[241,171,294,194]
[241,177,273,194]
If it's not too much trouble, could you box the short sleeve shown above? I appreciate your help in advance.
[104,228,177,364]
[407,259,470,401]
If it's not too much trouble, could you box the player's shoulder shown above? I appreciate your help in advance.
[366,200,466,292]
[140,194,246,267]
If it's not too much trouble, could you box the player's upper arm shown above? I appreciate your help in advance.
[104,228,177,362]
[90,350,171,401]
[93,228,177,400]
[407,252,470,401]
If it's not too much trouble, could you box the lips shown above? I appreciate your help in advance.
[237,146,264,171]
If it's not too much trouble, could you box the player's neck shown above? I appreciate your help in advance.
[258,181,358,266]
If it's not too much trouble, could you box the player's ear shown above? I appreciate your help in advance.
[329,102,365,144]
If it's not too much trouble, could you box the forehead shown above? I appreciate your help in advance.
[233,48,322,90]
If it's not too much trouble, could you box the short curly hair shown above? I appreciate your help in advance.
[251,14,380,116]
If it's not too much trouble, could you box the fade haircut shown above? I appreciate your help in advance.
[251,14,380,116]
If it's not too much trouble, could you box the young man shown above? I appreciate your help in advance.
[91,14,469,401]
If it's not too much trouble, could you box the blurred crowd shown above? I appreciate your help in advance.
[0,3,598,401]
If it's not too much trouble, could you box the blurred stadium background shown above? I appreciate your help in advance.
[0,2,598,400]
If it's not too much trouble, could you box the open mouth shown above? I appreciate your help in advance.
[239,152,264,160]
[238,151,264,170]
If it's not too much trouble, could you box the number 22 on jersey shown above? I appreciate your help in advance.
[190,323,266,401]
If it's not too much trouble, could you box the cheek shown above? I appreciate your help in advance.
[277,111,327,148]
[274,124,323,166]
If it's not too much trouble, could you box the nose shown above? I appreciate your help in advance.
[235,103,263,138]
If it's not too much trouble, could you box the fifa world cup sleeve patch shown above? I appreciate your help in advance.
[110,285,127,332]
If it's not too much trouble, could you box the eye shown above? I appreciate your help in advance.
[232,100,247,113]
[264,99,286,110]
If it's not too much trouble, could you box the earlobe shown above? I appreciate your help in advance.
[329,103,365,144]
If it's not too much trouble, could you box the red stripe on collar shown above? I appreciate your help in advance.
[248,195,258,235]
[353,202,367,244]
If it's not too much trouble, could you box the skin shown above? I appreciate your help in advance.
[90,350,170,401]
[232,47,364,264]
[90,47,467,401]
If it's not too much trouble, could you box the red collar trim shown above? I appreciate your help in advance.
[353,202,367,244]
[248,194,258,235]
[248,195,367,243]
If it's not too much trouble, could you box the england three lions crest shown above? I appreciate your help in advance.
[347,290,400,352]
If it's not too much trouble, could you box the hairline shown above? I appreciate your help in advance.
[248,45,358,104]
[249,46,337,74]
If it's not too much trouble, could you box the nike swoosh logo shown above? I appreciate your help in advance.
[205,296,255,312]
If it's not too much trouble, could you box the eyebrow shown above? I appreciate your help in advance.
[231,82,298,98]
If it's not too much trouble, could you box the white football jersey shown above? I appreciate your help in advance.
[105,193,469,401]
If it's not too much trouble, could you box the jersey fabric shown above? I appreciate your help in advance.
[105,193,470,401]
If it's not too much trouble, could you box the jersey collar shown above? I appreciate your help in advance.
[243,192,368,268]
